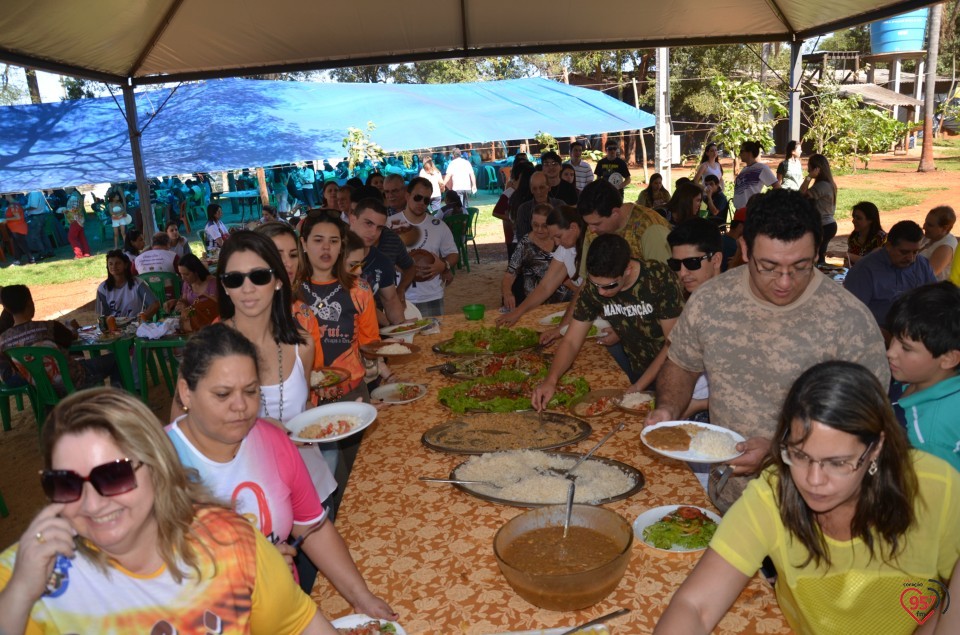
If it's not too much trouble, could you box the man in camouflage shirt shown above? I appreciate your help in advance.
[532,234,685,409]
[647,190,889,510]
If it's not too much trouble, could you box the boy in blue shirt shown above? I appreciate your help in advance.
[887,281,960,471]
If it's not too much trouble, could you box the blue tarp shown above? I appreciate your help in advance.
[0,77,653,192]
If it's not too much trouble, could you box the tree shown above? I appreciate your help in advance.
[342,122,384,172]
[805,86,906,170]
[920,3,944,172]
[23,67,41,103]
[60,77,108,100]
[0,65,23,105]
[708,74,786,172]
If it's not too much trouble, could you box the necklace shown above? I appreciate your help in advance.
[304,280,342,311]
[259,341,284,422]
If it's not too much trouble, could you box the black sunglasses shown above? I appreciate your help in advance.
[666,254,714,272]
[41,459,144,503]
[411,194,429,203]
[220,268,274,289]
[590,278,621,290]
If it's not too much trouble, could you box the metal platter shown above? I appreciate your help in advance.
[421,411,591,454]
[433,352,552,380]
[449,451,645,507]
[431,338,540,357]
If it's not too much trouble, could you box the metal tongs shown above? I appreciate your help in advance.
[557,608,631,635]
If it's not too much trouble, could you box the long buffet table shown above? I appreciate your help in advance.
[312,305,792,635]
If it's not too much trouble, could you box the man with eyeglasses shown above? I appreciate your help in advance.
[385,177,458,317]
[842,220,936,331]
[348,198,408,325]
[647,189,889,511]
[540,150,577,205]
[514,172,563,243]
[382,175,407,216]
[531,234,684,409]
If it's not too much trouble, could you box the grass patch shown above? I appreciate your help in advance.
[835,186,946,220]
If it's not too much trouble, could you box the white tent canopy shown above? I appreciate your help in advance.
[0,1,940,85]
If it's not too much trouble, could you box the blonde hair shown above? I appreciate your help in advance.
[43,387,224,582]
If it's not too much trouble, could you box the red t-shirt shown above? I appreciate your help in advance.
[4,203,28,235]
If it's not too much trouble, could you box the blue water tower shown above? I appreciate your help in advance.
[871,8,929,53]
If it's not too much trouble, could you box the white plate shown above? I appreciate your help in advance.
[641,421,744,463]
[560,318,612,337]
[379,319,437,343]
[370,382,428,404]
[331,614,407,634]
[285,402,377,444]
[538,310,566,326]
[633,504,721,553]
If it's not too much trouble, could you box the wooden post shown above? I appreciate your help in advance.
[256,167,269,205]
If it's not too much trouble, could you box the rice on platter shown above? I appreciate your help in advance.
[299,415,361,440]
[454,450,636,504]
[620,392,654,409]
[688,428,738,458]
[377,343,411,355]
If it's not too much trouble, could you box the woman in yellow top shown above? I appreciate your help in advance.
[0,387,334,634]
[656,360,960,635]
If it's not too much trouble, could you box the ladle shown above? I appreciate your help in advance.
[552,421,627,478]
[562,479,576,539]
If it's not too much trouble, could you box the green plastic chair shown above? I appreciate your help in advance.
[465,207,481,265]
[4,346,79,434]
[0,377,35,432]
[443,214,470,273]
[483,165,500,194]
[137,272,181,317]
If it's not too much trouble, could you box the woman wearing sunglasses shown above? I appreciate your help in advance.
[655,361,960,635]
[497,205,585,328]
[0,387,335,634]
[298,211,379,402]
[168,325,396,621]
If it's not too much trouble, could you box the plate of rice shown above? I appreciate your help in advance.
[612,390,655,417]
[285,402,378,444]
[360,341,421,358]
[641,421,744,463]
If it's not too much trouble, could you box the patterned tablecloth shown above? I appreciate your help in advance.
[312,305,792,635]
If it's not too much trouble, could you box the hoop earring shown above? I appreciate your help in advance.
[868,460,878,476]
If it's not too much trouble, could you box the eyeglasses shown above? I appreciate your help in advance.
[750,257,815,279]
[590,278,621,290]
[667,253,715,272]
[411,194,429,203]
[220,268,275,288]
[41,459,144,503]
[780,442,875,477]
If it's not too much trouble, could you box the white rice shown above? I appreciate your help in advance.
[689,428,738,458]
[454,450,636,504]
[620,392,654,409]
[377,343,411,355]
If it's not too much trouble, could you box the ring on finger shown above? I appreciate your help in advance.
[35,531,45,544]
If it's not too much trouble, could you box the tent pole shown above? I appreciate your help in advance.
[122,83,156,236]
[788,38,803,147]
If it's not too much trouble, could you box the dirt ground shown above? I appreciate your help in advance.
[2,149,958,547]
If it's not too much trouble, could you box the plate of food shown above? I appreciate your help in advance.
[370,382,427,404]
[434,351,550,379]
[538,312,612,337]
[437,369,589,413]
[309,367,351,392]
[379,318,436,342]
[567,388,624,418]
[408,248,436,282]
[633,504,721,552]
[450,450,644,507]
[641,421,744,463]
[285,402,378,444]
[360,341,420,358]
[331,614,406,634]
[613,391,655,417]
[422,411,591,454]
[432,326,539,356]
